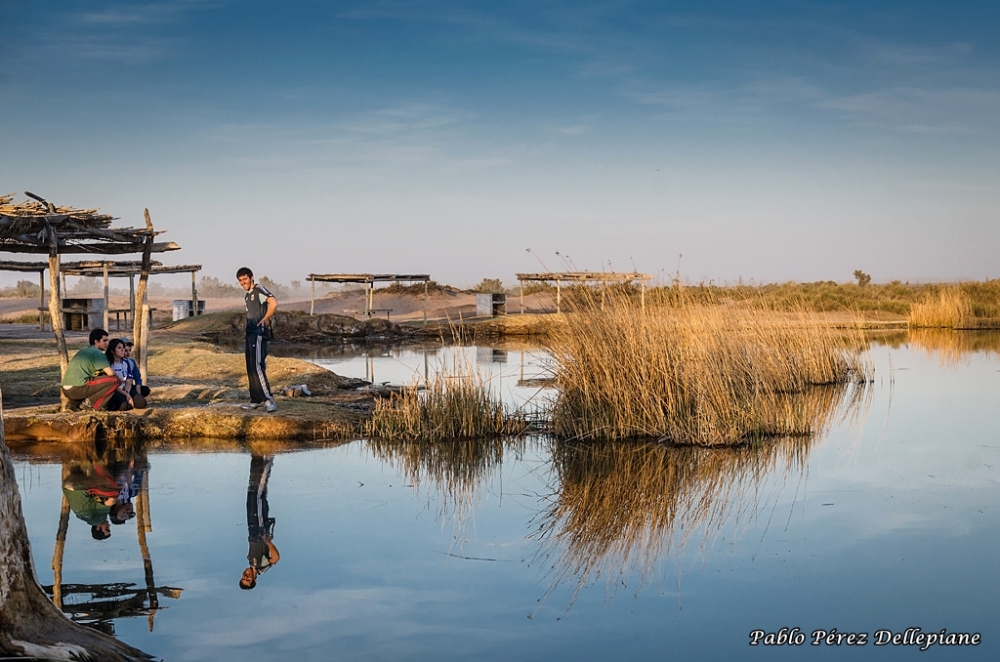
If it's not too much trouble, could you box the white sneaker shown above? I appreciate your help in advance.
[300,384,312,396]
[264,400,277,413]
[241,402,262,411]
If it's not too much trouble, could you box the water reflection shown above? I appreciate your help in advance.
[530,380,871,609]
[44,445,182,635]
[241,454,280,590]
[893,329,1000,364]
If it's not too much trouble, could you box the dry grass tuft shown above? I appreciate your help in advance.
[363,366,529,441]
[549,293,872,445]
[908,287,974,328]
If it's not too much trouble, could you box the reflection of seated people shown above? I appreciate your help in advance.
[240,455,280,590]
[63,463,122,540]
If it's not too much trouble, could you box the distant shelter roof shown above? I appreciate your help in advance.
[515,271,653,282]
[307,273,431,284]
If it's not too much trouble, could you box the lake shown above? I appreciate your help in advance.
[10,331,998,660]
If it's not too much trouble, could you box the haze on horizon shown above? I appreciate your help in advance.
[1,0,998,290]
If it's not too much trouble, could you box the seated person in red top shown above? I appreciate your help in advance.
[60,329,120,412]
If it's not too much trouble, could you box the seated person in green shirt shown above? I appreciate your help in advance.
[60,329,121,412]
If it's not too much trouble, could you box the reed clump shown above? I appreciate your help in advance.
[363,368,528,441]
[908,287,974,328]
[549,293,871,445]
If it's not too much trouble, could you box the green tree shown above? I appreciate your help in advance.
[853,270,871,287]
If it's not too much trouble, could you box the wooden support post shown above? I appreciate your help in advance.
[102,263,110,332]
[139,305,150,384]
[129,275,136,331]
[556,280,561,314]
[423,281,428,323]
[38,271,45,330]
[520,280,524,314]
[367,283,374,318]
[641,281,646,311]
[47,254,69,379]
[310,277,315,316]
[133,209,154,370]
[191,271,199,317]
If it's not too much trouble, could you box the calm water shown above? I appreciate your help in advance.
[10,332,999,660]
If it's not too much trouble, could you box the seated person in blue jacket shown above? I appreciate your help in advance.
[123,340,150,407]
[60,329,120,412]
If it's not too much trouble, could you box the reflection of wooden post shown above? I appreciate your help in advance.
[38,271,45,330]
[134,482,157,632]
[310,277,315,316]
[102,262,110,331]
[51,491,70,610]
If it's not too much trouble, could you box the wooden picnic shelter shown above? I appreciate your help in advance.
[307,273,432,322]
[515,271,654,314]
[0,192,180,389]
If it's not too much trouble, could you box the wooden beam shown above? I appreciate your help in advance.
[0,241,181,255]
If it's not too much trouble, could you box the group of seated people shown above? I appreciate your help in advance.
[60,328,151,411]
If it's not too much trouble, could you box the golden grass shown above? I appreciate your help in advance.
[363,366,528,441]
[548,294,872,445]
[908,287,974,328]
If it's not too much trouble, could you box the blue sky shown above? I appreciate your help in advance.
[2,0,998,288]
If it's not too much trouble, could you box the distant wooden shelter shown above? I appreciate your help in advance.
[515,271,654,314]
[307,273,431,322]
[0,192,180,388]
[0,259,201,331]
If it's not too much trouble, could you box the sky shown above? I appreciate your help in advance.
[1,0,998,289]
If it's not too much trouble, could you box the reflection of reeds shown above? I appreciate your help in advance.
[363,367,528,441]
[367,436,524,537]
[908,287,974,328]
[550,294,872,445]
[899,328,1000,365]
[531,402,861,607]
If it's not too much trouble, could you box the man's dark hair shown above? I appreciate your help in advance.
[91,525,111,541]
[239,578,257,590]
[89,328,109,345]
[236,267,254,279]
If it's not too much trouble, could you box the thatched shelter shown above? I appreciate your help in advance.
[0,192,180,395]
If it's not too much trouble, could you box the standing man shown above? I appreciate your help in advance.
[237,267,278,412]
[60,329,120,411]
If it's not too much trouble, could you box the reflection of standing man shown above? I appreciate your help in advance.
[239,455,280,590]
[237,267,278,413]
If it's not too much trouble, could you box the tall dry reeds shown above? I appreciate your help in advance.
[363,367,528,441]
[549,293,872,445]
[908,287,974,328]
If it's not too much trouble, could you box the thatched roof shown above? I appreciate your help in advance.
[0,192,180,255]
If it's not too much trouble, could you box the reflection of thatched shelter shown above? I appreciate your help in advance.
[0,192,181,395]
